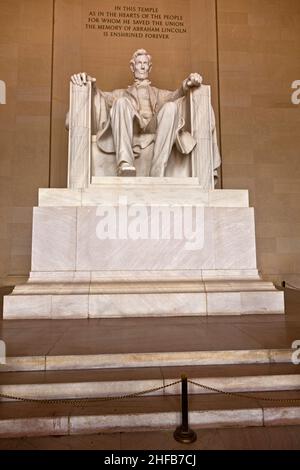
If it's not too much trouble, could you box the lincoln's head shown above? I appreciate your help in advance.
[130,49,152,80]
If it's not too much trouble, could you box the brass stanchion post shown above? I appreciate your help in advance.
[174,375,197,444]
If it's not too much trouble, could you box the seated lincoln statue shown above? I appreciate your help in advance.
[69,48,221,182]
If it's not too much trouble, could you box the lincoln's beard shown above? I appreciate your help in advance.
[134,70,149,80]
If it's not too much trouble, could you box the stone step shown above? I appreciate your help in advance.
[0,364,300,402]
[12,280,277,295]
[4,284,284,318]
[39,186,250,208]
[1,348,293,372]
[1,391,300,438]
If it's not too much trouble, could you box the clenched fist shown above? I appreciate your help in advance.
[70,73,96,86]
[183,73,203,92]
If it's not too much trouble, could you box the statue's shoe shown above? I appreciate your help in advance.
[118,164,136,177]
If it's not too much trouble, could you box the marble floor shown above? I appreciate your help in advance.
[2,314,300,357]
[0,288,299,357]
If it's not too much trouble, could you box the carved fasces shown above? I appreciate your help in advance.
[0,339,6,364]
[190,85,215,190]
[68,81,92,189]
[0,80,6,104]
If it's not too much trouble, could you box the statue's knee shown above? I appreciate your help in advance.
[114,97,130,108]
[160,101,177,116]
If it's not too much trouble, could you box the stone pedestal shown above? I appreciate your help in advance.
[3,179,284,319]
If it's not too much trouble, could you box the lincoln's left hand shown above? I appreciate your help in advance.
[183,73,203,92]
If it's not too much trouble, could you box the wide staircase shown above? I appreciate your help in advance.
[1,294,300,438]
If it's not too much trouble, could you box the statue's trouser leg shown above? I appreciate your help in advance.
[110,97,135,168]
[150,102,179,177]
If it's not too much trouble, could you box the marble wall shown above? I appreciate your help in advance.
[217,0,300,285]
[0,0,53,285]
[0,0,299,286]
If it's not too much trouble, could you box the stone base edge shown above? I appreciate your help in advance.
[3,289,284,319]
[1,407,300,438]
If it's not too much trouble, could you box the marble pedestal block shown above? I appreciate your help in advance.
[3,180,284,318]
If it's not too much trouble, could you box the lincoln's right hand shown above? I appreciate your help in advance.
[70,73,96,86]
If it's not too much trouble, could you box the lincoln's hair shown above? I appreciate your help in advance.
[130,49,152,68]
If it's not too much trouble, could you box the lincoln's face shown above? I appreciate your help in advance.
[132,54,151,80]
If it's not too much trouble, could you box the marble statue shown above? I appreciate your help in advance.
[70,49,220,178]
[3,55,285,321]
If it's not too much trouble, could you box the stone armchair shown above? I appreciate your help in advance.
[67,81,221,189]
